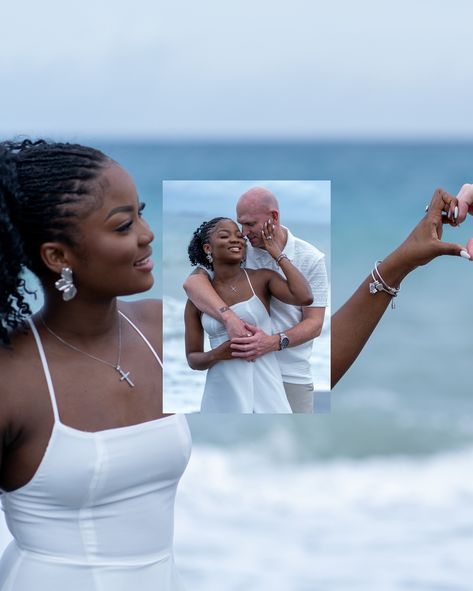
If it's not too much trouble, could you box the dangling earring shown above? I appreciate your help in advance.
[55,267,77,301]
[206,252,213,264]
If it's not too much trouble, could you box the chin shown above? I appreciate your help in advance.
[119,274,155,296]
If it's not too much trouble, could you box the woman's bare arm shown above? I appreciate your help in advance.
[331,189,468,388]
[184,299,234,370]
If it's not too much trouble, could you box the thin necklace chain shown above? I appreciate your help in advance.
[217,269,244,293]
[39,313,135,387]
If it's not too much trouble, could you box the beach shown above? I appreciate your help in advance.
[2,140,473,589]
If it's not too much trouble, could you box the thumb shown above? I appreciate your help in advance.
[436,240,471,259]
[243,322,258,334]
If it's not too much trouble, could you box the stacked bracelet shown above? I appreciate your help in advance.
[276,253,289,266]
[369,260,400,309]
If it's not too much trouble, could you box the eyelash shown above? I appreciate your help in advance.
[115,203,146,233]
[218,234,244,240]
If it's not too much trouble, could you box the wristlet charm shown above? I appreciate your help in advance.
[369,260,400,309]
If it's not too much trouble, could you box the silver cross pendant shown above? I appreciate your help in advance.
[116,365,135,387]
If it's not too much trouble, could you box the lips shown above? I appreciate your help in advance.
[134,250,153,270]
[229,246,242,252]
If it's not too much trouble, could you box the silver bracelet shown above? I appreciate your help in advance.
[369,260,400,309]
[276,253,289,266]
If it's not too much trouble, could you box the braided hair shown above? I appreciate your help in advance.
[188,217,230,270]
[0,139,109,345]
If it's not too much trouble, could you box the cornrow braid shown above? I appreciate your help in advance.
[0,139,109,346]
[188,217,229,269]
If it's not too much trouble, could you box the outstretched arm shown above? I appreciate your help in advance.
[331,188,468,388]
[183,268,249,338]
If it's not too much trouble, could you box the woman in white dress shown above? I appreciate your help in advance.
[0,140,191,590]
[185,216,313,413]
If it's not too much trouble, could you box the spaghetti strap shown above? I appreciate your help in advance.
[28,318,60,422]
[119,311,163,368]
[242,269,256,296]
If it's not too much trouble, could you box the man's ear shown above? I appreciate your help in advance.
[40,242,72,274]
[271,210,280,224]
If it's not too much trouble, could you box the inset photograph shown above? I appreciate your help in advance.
[163,181,330,414]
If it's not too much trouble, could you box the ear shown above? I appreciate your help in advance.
[40,242,73,275]
[270,210,280,224]
[203,243,212,255]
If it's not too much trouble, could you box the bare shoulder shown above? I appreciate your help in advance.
[119,298,162,325]
[246,267,278,285]
[0,324,35,375]
[0,325,41,425]
[118,299,162,354]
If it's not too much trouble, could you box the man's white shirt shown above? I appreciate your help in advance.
[245,227,328,384]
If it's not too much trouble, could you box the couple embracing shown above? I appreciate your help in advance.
[183,187,328,414]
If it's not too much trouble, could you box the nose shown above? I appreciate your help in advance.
[139,217,154,245]
[241,226,250,237]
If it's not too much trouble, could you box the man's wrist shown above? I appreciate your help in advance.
[271,334,281,352]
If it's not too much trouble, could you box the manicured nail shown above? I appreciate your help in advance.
[460,250,471,260]
[455,206,459,220]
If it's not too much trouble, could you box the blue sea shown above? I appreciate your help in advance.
[2,141,473,589]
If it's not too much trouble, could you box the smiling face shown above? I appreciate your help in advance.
[203,219,246,265]
[63,163,155,298]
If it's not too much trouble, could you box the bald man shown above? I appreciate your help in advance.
[183,187,328,413]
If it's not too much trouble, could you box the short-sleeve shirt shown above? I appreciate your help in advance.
[245,227,328,384]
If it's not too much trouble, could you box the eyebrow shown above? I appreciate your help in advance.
[105,205,135,220]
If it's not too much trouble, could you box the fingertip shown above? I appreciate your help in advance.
[457,202,469,224]
[467,238,473,258]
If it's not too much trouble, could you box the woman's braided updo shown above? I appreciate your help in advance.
[0,139,109,345]
[187,217,230,270]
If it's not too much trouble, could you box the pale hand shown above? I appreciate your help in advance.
[222,309,251,339]
[456,183,473,257]
[230,323,278,361]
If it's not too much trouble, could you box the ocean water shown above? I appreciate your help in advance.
[3,141,473,589]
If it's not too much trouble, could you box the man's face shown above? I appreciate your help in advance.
[236,206,271,249]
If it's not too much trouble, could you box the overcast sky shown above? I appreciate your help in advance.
[1,0,473,139]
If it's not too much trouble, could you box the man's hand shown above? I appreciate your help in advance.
[230,323,279,361]
[222,309,251,339]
